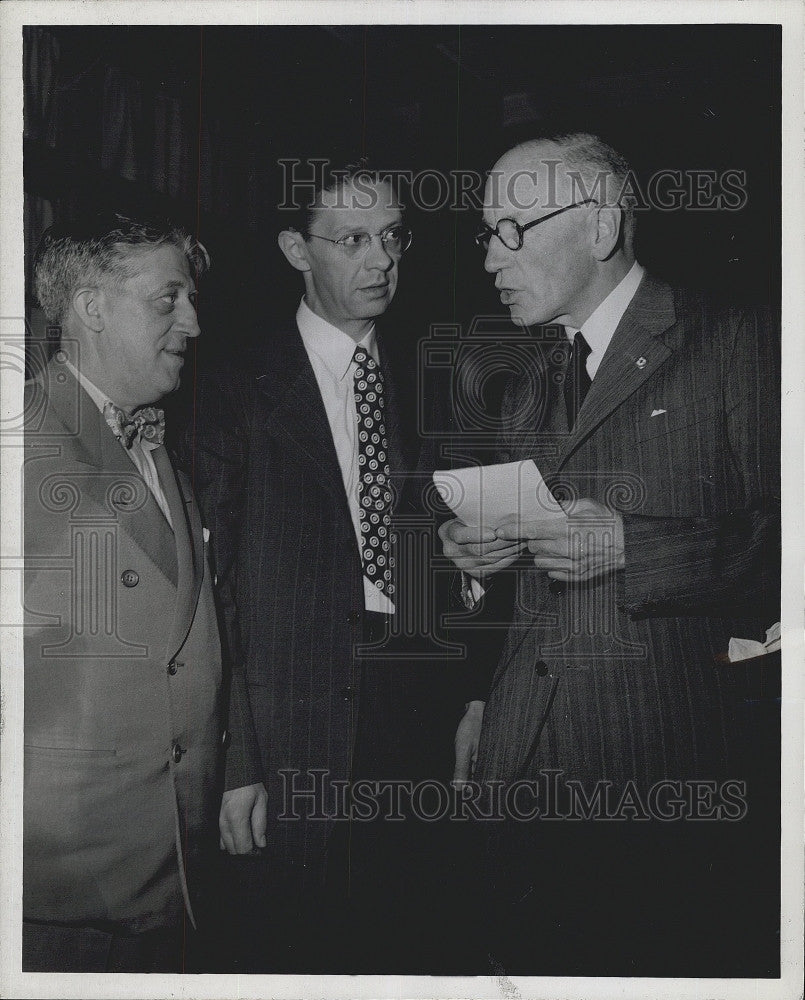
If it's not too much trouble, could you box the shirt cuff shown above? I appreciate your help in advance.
[460,572,486,610]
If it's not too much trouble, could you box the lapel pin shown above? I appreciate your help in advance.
[636,356,647,369]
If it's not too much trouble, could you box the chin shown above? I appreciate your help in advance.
[511,305,547,327]
[362,303,391,320]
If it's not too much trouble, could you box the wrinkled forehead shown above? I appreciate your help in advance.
[313,178,401,230]
[106,242,193,288]
[483,146,574,222]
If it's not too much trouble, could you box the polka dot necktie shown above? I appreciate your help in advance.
[352,345,394,598]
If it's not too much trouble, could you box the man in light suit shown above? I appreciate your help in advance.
[442,133,780,976]
[185,160,484,972]
[23,214,267,973]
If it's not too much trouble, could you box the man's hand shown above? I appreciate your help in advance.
[495,499,625,583]
[439,517,525,579]
[453,700,485,785]
[219,782,268,854]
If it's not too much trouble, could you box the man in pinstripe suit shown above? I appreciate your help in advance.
[185,161,481,971]
[441,134,780,975]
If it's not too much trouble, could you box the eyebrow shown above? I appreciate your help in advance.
[329,220,403,237]
[152,278,196,294]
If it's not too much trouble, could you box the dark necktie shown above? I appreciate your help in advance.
[563,331,592,431]
[103,400,165,448]
[352,346,394,599]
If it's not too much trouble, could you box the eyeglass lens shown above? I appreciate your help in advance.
[345,227,412,255]
[475,220,519,252]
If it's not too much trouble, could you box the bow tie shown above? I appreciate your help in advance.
[103,400,165,449]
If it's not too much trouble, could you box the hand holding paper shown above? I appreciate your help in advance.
[496,497,625,583]
[434,461,624,584]
[434,461,561,579]
[438,518,524,579]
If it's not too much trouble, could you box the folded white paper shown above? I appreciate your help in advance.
[433,460,566,529]
[727,622,781,662]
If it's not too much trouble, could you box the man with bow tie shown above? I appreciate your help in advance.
[441,133,780,975]
[22,213,266,972]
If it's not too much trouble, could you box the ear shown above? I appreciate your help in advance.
[71,287,105,333]
[590,204,623,261]
[278,230,311,273]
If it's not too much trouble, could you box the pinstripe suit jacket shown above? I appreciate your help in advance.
[474,273,780,793]
[184,321,447,877]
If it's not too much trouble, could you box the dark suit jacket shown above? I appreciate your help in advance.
[23,357,259,933]
[474,273,780,793]
[184,321,471,881]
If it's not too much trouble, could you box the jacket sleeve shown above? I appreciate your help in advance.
[620,305,780,622]
[179,369,264,790]
[439,370,521,704]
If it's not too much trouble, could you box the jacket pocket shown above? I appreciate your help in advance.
[634,392,721,444]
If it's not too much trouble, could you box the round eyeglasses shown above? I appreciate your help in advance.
[306,224,413,258]
[474,200,598,252]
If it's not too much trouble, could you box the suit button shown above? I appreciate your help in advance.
[499,451,511,463]
[167,659,179,676]
[534,660,549,676]
[548,579,565,596]
[121,570,139,588]
[346,611,361,626]
[340,685,355,701]
[171,742,184,763]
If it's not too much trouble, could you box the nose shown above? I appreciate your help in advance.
[180,297,201,339]
[484,237,505,274]
[363,234,394,271]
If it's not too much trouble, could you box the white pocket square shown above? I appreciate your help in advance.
[650,409,667,417]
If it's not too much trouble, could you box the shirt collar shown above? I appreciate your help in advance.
[63,358,161,452]
[565,261,645,373]
[64,358,113,413]
[296,298,377,381]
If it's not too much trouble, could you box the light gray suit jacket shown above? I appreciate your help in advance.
[23,356,258,932]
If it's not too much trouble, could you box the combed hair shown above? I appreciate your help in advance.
[34,212,210,324]
[279,156,402,236]
[516,132,637,250]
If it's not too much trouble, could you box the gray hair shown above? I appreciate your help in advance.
[516,132,637,252]
[34,212,210,324]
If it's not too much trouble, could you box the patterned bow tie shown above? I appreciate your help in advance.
[103,400,165,449]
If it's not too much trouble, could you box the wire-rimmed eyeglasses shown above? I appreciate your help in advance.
[305,224,413,258]
[474,200,598,252]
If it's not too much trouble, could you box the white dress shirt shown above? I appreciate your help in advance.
[565,261,645,376]
[296,298,395,614]
[65,359,173,528]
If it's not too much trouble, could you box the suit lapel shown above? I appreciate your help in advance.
[153,445,202,655]
[97,422,179,588]
[376,332,419,504]
[255,327,346,502]
[557,274,676,470]
[43,362,179,586]
[255,322,419,517]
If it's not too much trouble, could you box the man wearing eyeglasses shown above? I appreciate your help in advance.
[184,159,472,971]
[441,133,780,975]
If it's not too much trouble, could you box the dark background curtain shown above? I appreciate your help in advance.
[23,24,781,397]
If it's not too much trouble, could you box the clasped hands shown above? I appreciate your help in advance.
[439,497,625,584]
